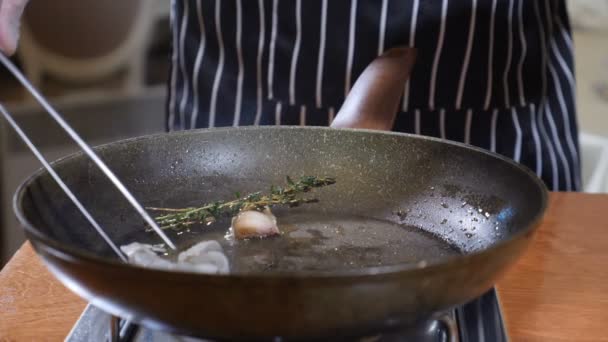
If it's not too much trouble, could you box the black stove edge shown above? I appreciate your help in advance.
[65,288,509,342]
[456,288,509,342]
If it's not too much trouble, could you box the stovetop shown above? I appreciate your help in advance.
[65,289,507,342]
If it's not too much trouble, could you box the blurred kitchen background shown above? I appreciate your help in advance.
[0,1,607,265]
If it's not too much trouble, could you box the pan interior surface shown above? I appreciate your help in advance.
[17,127,546,275]
[147,208,462,274]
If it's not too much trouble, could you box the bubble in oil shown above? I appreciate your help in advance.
[441,202,449,208]
[394,210,408,221]
[484,212,490,218]
[465,232,473,238]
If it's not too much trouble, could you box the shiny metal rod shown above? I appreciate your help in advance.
[0,53,176,250]
[0,104,127,261]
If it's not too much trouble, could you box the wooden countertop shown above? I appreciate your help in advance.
[1,193,607,341]
[497,193,608,341]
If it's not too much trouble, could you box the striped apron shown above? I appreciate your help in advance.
[167,0,580,192]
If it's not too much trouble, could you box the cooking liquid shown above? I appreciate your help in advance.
[168,211,462,274]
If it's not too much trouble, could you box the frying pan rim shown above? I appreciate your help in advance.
[12,126,549,278]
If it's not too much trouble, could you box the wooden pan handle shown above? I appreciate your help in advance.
[331,47,416,131]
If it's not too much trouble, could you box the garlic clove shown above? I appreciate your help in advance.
[231,208,280,239]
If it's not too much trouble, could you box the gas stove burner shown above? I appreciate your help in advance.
[129,317,453,342]
[358,316,457,342]
[66,290,507,342]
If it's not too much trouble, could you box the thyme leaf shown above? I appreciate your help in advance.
[146,176,336,231]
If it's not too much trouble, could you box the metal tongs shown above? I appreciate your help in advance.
[0,53,176,261]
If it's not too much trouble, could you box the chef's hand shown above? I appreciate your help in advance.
[330,47,416,131]
[0,0,30,55]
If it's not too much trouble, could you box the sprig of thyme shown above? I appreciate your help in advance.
[147,176,336,231]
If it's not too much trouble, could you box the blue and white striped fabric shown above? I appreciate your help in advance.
[167,0,580,192]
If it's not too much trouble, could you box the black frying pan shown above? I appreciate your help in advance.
[14,126,546,339]
[11,49,547,340]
